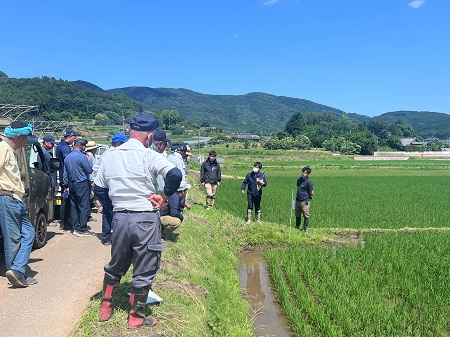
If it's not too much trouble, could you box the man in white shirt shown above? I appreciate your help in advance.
[94,114,182,329]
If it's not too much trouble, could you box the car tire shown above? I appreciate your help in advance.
[33,213,48,249]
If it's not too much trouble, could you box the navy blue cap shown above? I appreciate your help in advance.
[43,135,56,144]
[129,113,159,132]
[73,138,88,147]
[153,128,168,142]
[170,144,179,152]
[63,128,77,137]
[111,132,128,144]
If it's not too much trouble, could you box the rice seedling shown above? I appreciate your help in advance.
[266,231,450,336]
[216,169,450,229]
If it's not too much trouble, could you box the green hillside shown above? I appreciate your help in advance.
[107,86,362,134]
[0,76,141,123]
[374,111,450,139]
[2,71,450,137]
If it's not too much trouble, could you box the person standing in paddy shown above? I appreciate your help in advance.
[295,166,314,232]
[200,151,222,210]
[241,162,267,224]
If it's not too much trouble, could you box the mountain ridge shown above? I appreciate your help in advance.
[1,72,449,137]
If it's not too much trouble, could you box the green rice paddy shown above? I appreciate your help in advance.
[211,155,450,336]
[266,231,450,336]
[216,168,450,229]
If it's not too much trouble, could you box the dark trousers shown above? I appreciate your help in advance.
[93,184,113,244]
[69,180,91,233]
[104,211,162,288]
[101,197,113,243]
[247,194,262,212]
[60,191,72,230]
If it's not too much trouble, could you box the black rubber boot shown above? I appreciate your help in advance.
[128,286,157,329]
[302,218,309,232]
[99,275,119,322]
[295,217,301,228]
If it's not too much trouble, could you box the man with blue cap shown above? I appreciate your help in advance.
[92,132,128,245]
[111,132,128,146]
[63,138,93,237]
[95,113,182,328]
[42,135,57,194]
[0,120,37,287]
[42,135,56,162]
[56,127,78,231]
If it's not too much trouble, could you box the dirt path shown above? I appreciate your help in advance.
[0,211,110,337]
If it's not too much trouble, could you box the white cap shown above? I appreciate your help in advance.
[177,181,191,191]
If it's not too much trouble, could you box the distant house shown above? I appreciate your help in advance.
[422,137,439,145]
[238,134,262,141]
[400,138,421,147]
[199,126,217,131]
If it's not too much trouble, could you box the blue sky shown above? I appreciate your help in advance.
[1,0,449,117]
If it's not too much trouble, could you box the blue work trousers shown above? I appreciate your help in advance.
[69,180,91,232]
[0,196,34,274]
[93,184,113,244]
[101,198,113,244]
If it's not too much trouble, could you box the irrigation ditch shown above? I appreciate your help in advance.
[238,249,292,337]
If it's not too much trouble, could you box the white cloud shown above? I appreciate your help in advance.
[408,0,426,9]
[261,0,281,6]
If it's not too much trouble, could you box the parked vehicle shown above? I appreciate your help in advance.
[0,117,61,248]
[50,141,108,216]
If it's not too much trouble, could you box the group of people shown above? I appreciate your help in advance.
[1,113,315,329]
[199,152,314,231]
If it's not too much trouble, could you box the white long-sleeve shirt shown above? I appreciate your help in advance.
[94,139,175,211]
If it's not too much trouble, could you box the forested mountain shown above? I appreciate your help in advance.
[72,80,105,93]
[373,111,450,139]
[1,72,449,137]
[0,76,141,123]
[107,86,364,133]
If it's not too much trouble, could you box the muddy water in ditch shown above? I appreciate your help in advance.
[238,250,292,337]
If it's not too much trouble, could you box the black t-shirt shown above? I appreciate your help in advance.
[296,177,313,201]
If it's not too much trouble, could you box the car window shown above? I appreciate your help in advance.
[26,143,45,170]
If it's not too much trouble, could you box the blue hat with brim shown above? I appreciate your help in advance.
[130,113,159,132]
[112,132,128,144]
[153,128,168,142]
[43,135,56,144]
[63,128,77,137]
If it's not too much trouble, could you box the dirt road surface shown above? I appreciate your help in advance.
[0,212,110,337]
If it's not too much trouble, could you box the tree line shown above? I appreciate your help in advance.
[264,112,446,154]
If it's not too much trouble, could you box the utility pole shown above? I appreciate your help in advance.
[198,128,200,159]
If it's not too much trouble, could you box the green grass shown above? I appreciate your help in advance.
[266,231,450,336]
[216,168,450,229]
[75,148,450,336]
